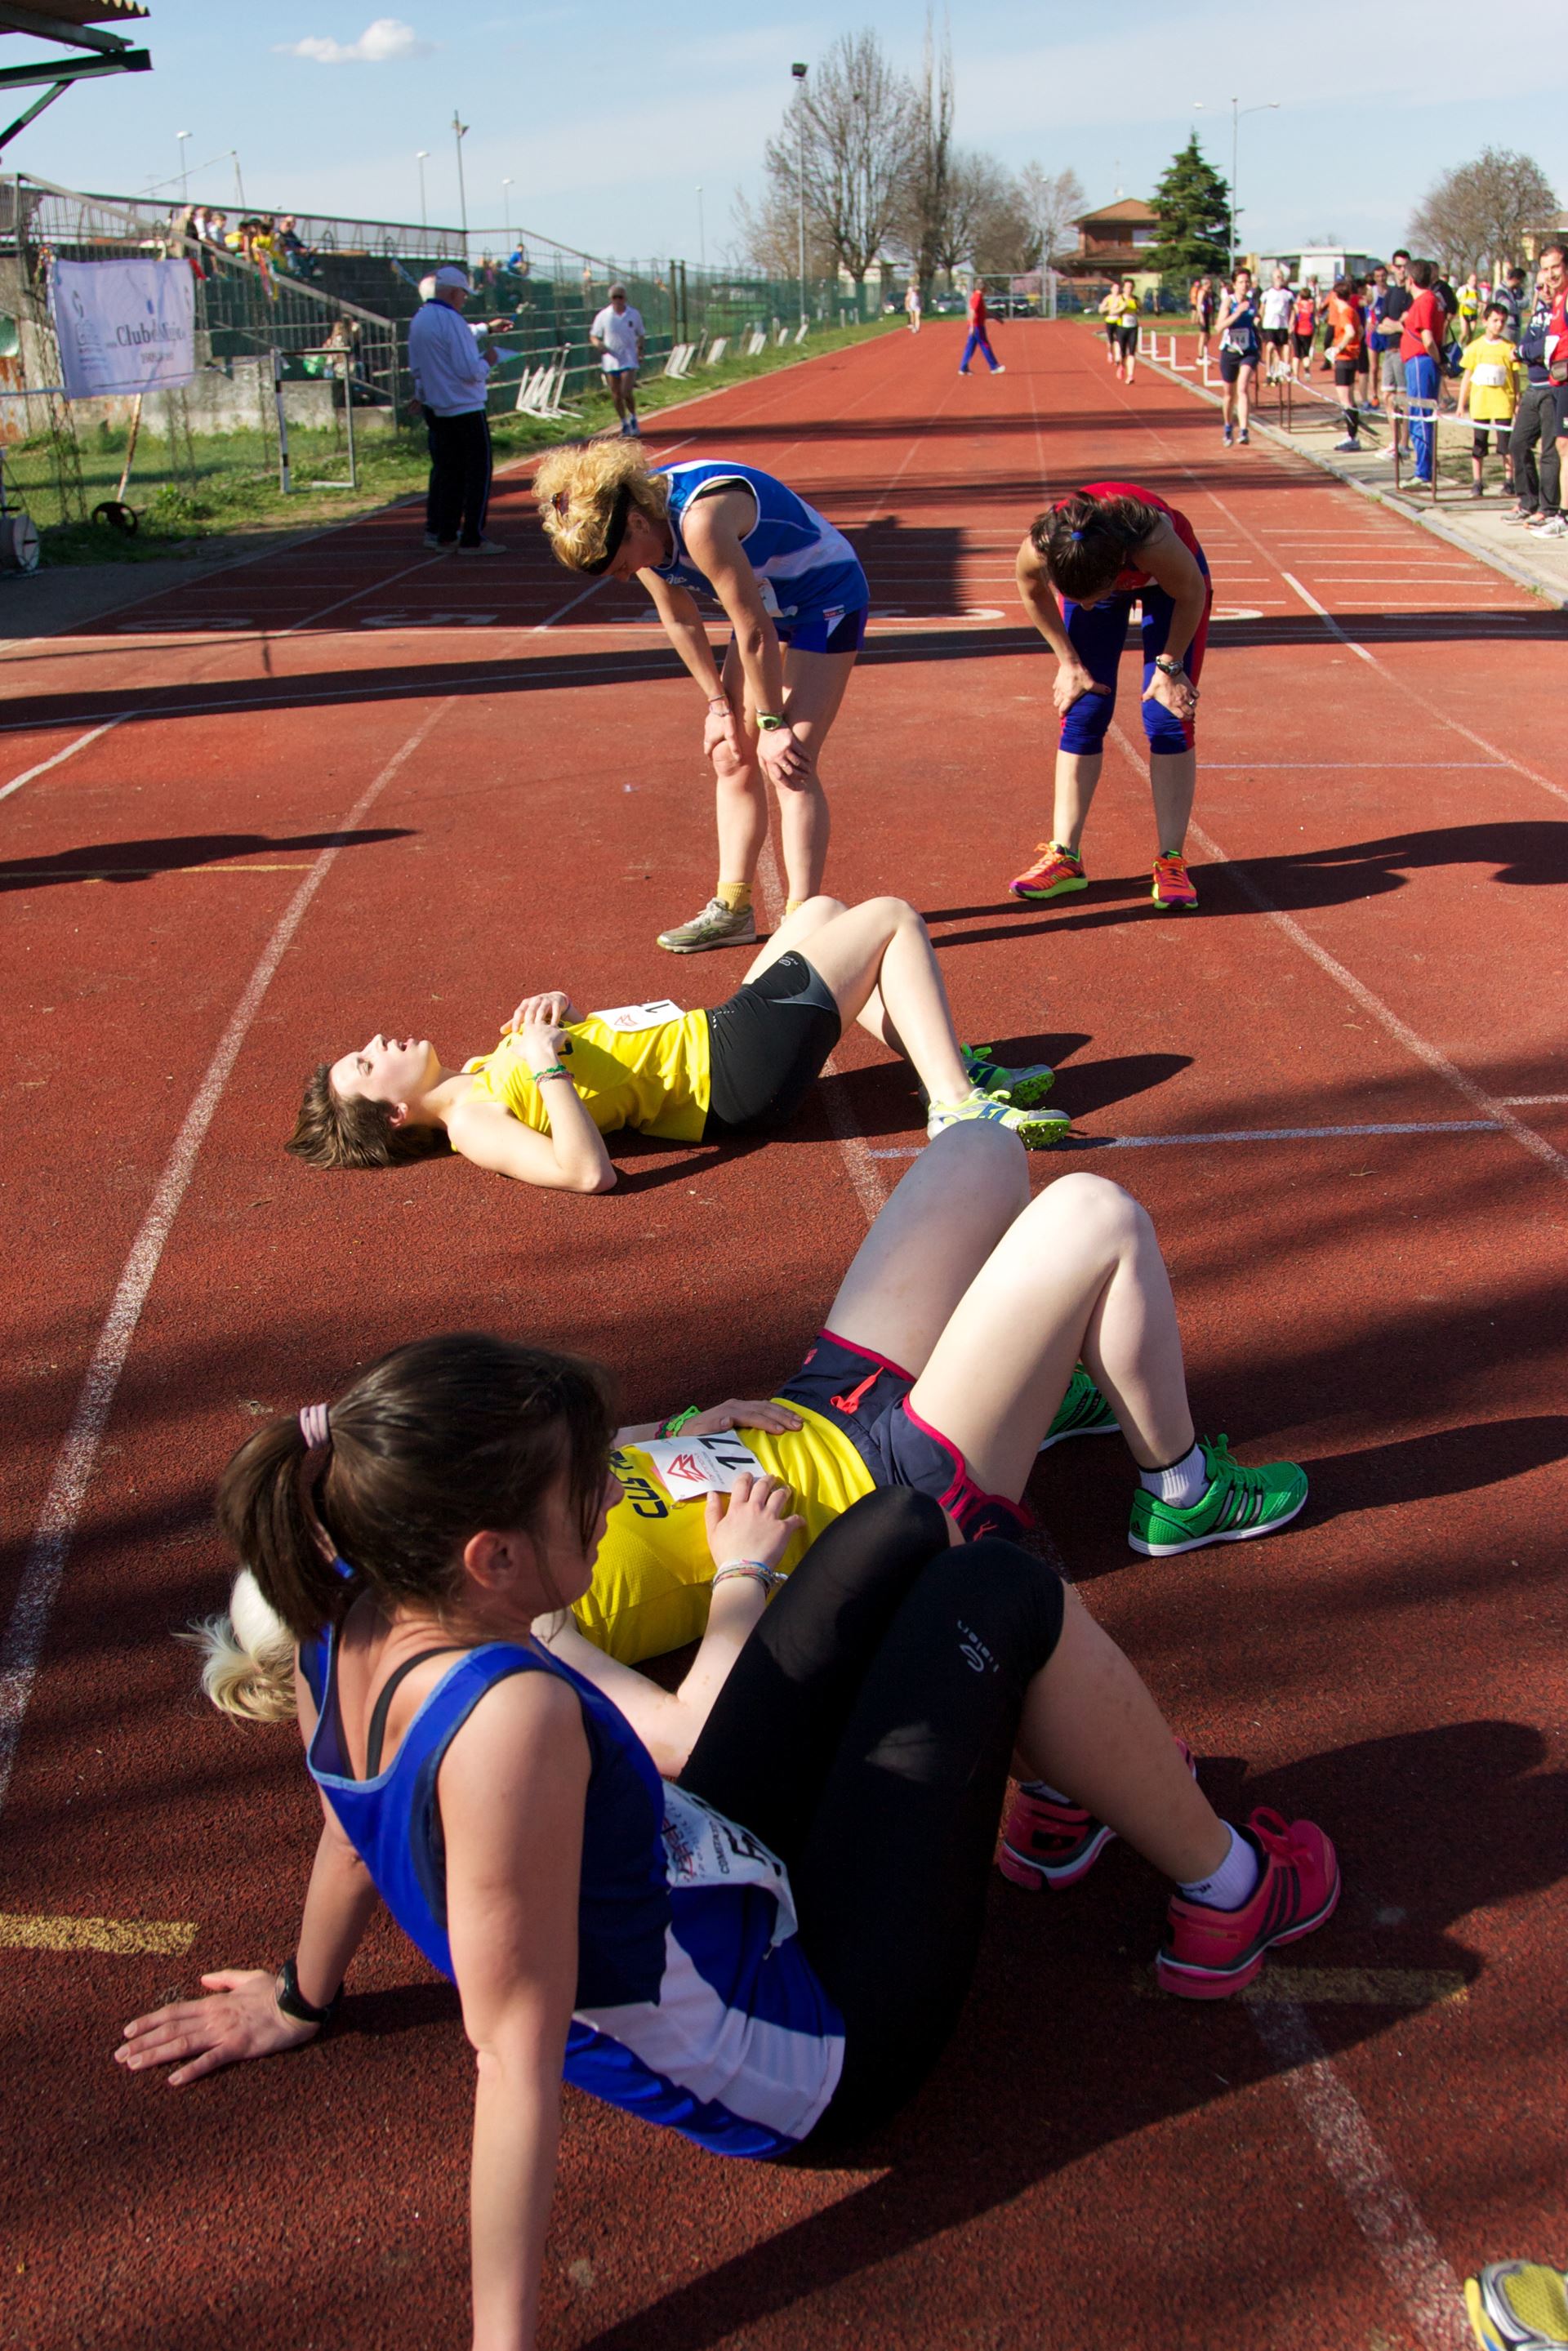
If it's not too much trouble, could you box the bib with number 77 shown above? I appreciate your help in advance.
[640,1430,760,1501]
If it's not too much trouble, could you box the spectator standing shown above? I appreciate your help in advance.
[1494,265,1527,340]
[1399,259,1446,485]
[407,265,504,554]
[590,283,647,438]
[1325,277,1369,451]
[1191,274,1216,359]
[959,281,1004,375]
[1375,251,1413,454]
[1456,301,1521,499]
[1260,267,1294,382]
[1507,243,1566,537]
[904,283,922,333]
[1290,281,1317,385]
[1456,271,1482,340]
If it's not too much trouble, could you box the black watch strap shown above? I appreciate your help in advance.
[276,1954,341,2030]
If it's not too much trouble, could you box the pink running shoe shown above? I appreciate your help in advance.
[1156,1807,1340,1998]
[999,1737,1196,1891]
[1151,851,1199,911]
[1010,840,1087,902]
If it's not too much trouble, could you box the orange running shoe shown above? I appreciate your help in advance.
[1152,851,1199,911]
[1009,841,1087,901]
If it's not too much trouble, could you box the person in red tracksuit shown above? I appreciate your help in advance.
[960,283,1004,376]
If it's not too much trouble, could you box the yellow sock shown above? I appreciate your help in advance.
[715,879,751,914]
[784,897,804,917]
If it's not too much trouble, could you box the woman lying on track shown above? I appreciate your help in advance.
[123,1338,1337,2351]
[533,440,867,955]
[1009,480,1213,914]
[287,894,1065,1191]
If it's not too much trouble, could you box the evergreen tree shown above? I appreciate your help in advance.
[1147,137,1231,276]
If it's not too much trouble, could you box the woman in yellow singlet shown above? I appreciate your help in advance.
[287,893,1067,1192]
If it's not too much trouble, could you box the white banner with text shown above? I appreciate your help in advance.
[49,258,197,399]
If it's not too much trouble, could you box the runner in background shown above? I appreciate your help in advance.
[960,280,1004,375]
[1290,281,1317,385]
[1457,301,1521,499]
[1325,276,1369,451]
[904,283,923,334]
[1099,280,1125,367]
[1111,279,1141,384]
[1456,272,1482,341]
[1260,267,1294,382]
[589,283,646,439]
[1190,274,1216,360]
[1010,479,1213,912]
[1215,267,1261,445]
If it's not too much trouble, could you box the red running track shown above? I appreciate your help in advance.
[2,320,1567,2351]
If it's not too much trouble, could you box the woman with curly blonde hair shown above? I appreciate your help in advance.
[534,439,869,955]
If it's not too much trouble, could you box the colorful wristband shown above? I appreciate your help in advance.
[532,1064,571,1084]
[658,1406,702,1440]
[710,1561,787,1595]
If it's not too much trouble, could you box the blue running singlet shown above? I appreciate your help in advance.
[301,1627,845,2157]
[653,460,868,628]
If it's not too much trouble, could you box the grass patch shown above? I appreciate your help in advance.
[15,316,905,567]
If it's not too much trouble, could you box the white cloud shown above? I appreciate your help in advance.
[277,16,434,65]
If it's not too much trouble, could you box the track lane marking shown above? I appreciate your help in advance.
[0,720,123,807]
[0,1911,197,1956]
[1129,1966,1467,2008]
[0,697,457,1819]
[868,1119,1507,1158]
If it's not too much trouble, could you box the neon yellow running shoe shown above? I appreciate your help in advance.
[1466,2264,1568,2351]
[926,1089,1071,1151]
[960,1043,1058,1108]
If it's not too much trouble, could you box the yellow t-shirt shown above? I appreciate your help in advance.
[1116,290,1141,327]
[464,1010,711,1142]
[574,1405,876,1663]
[1099,292,1123,323]
[1460,336,1521,423]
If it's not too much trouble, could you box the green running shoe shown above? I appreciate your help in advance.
[1039,1365,1120,1452]
[926,1089,1071,1151]
[1128,1434,1308,1556]
[960,1043,1058,1109]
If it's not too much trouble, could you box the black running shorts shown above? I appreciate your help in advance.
[702,952,842,1134]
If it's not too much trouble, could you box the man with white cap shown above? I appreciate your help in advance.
[590,282,646,437]
[407,264,506,552]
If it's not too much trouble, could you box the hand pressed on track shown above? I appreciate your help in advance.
[115,1969,318,2087]
[705,1473,804,1577]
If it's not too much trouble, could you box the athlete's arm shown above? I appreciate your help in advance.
[441,1670,587,2351]
[502,991,581,1035]
[448,1091,617,1195]
[680,492,809,786]
[114,1676,379,2086]
[1134,518,1208,666]
[613,1399,804,1445]
[534,1472,805,1776]
[1014,534,1110,718]
[635,567,744,764]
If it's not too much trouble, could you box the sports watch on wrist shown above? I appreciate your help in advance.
[1154,654,1187,677]
[755,711,788,732]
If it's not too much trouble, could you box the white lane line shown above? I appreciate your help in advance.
[868,1118,1501,1159]
[0,697,456,1818]
[1503,1093,1568,1104]
[1251,2002,1472,2351]
[1201,761,1503,771]
[0,719,123,807]
[1281,572,1377,664]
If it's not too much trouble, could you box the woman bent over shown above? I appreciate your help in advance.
[122,1338,1338,2349]
[1009,481,1213,912]
[535,441,867,955]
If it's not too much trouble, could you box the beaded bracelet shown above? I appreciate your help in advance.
[710,1561,787,1595]
[658,1405,702,1440]
[532,1064,571,1084]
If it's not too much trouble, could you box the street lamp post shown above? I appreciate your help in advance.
[452,111,470,260]
[791,60,808,330]
[502,176,513,243]
[696,183,705,272]
[1194,96,1279,274]
[176,130,191,203]
[416,150,430,231]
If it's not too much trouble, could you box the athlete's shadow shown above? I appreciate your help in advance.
[0,826,411,893]
[1285,1416,1568,1523]
[569,1721,1565,2351]
[811,1043,1189,1141]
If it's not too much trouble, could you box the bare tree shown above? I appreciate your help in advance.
[732,185,835,280]
[898,10,956,292]
[1018,161,1086,273]
[760,29,918,283]
[973,172,1040,276]
[1408,147,1558,274]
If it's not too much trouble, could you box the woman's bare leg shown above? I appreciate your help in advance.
[815,1122,1029,1374]
[770,645,858,904]
[751,893,972,1105]
[1051,750,1102,853]
[907,1171,1196,1501]
[715,642,771,888]
[1148,747,1196,855]
[1017,1593,1227,1881]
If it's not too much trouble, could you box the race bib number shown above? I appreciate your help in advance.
[641,1430,759,1500]
[590,999,686,1032]
[661,1783,798,1946]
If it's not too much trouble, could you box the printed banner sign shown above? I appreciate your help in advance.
[49,258,197,399]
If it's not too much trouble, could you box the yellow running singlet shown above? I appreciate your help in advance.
[464,1010,711,1143]
[575,1404,876,1663]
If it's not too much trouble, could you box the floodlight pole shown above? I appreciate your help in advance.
[502,176,513,240]
[452,111,470,260]
[416,150,430,231]
[792,61,808,329]
[176,129,190,202]
[697,183,705,271]
[1196,96,1279,274]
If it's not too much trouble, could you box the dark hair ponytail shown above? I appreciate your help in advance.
[215,1333,617,1644]
[1029,489,1158,604]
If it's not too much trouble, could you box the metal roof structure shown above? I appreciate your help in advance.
[0,4,152,158]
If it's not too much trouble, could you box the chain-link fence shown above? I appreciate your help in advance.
[0,174,400,535]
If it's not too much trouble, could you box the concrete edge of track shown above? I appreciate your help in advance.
[1139,345,1568,612]
[5,327,906,649]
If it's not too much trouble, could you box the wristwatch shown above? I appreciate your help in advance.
[755,711,788,732]
[1153,654,1187,678]
[275,1955,341,2030]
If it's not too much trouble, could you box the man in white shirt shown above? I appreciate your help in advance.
[407,265,504,551]
[590,283,647,437]
[1260,268,1294,383]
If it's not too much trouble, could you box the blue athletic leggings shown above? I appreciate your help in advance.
[960,325,1000,372]
[1057,552,1213,757]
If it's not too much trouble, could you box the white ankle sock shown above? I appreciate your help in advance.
[1021,1779,1074,1806]
[1179,1823,1259,1910]
[1139,1440,1206,1507]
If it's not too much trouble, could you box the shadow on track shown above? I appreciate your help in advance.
[0,827,412,893]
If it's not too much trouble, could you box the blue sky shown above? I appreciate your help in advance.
[14,0,1566,264]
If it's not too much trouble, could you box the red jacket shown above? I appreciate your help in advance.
[969,287,987,327]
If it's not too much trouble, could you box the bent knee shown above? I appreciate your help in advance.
[1039,1169,1148,1246]
[712,741,760,783]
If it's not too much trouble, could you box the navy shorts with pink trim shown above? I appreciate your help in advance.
[777,1329,1030,1544]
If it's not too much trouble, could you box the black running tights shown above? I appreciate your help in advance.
[679,1489,1065,2144]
